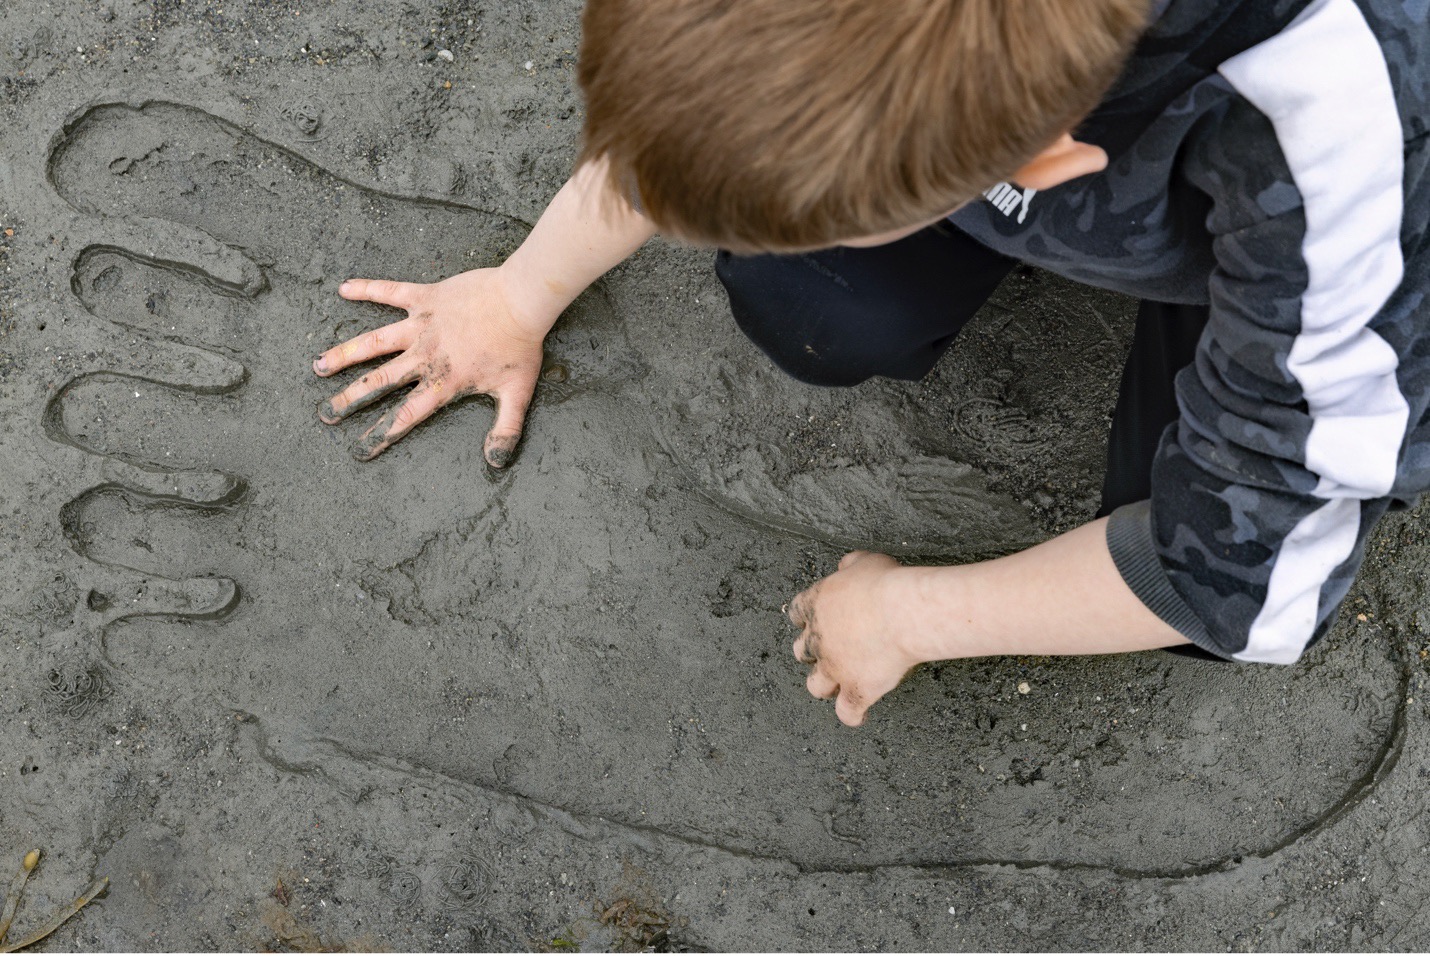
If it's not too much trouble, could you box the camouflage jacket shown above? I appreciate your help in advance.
[949,0,1430,663]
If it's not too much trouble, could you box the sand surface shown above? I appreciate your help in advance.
[1,1,1428,950]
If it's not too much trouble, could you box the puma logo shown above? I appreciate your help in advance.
[983,181,1036,224]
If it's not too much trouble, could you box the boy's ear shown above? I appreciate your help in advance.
[1012,133,1108,191]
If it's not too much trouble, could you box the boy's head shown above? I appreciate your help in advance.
[577,0,1150,253]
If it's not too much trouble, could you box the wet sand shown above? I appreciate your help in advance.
[1,1,1427,950]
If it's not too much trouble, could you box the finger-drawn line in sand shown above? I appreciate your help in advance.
[44,338,249,638]
[71,245,267,348]
[59,485,242,577]
[240,694,1408,882]
[36,98,1414,882]
[41,246,256,702]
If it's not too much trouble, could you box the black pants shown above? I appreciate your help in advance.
[714,222,1216,660]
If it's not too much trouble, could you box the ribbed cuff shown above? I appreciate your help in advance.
[1105,501,1230,660]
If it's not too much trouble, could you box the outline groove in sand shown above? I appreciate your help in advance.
[239,694,1410,881]
[33,98,1413,879]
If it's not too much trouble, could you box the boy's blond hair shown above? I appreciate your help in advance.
[577,0,1150,252]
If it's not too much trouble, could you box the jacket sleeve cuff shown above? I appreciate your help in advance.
[1105,500,1232,660]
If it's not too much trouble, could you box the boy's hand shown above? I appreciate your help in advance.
[312,162,657,464]
[788,551,924,727]
[789,522,1196,727]
[314,268,546,465]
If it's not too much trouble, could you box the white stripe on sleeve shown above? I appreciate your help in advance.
[1218,0,1407,663]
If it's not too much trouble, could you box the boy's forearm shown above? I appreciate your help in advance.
[498,158,658,337]
[893,518,1192,662]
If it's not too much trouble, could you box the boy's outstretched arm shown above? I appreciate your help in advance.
[314,157,657,463]
[788,518,1192,727]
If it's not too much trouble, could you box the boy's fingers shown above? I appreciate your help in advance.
[352,382,444,460]
[806,669,838,700]
[314,316,420,376]
[483,386,533,469]
[834,689,869,727]
[319,354,419,423]
[788,589,815,628]
[792,631,819,665]
[337,278,421,310]
[839,550,898,572]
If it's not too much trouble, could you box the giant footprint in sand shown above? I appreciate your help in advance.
[40,100,1408,875]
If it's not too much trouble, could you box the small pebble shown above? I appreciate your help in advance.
[523,60,534,70]
[437,48,454,61]
[1017,681,1031,695]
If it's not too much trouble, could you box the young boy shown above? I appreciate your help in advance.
[311,0,1429,726]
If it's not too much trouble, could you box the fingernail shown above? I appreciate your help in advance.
[339,280,355,294]
[486,447,513,469]
[313,356,328,374]
[318,400,336,422]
